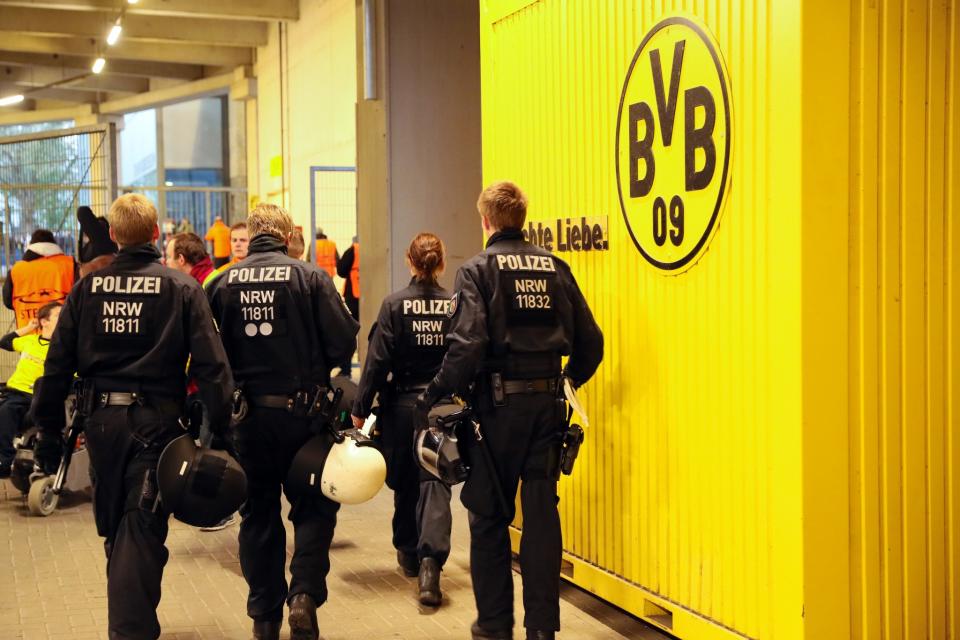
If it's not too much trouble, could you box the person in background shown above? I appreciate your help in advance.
[288,228,306,260]
[0,301,61,479]
[336,237,360,374]
[166,233,215,285]
[175,218,194,235]
[205,216,232,268]
[351,232,454,607]
[77,206,118,278]
[203,222,250,288]
[336,237,360,322]
[314,230,338,278]
[3,229,77,328]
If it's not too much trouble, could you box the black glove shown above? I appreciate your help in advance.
[33,431,63,475]
[413,391,437,433]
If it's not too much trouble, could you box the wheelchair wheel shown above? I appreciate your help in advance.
[27,475,58,516]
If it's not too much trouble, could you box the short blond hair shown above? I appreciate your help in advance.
[247,203,293,240]
[477,181,527,229]
[108,194,158,246]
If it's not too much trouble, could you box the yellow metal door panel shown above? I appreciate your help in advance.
[481,1,804,638]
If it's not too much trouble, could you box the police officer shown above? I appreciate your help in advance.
[31,194,233,640]
[206,204,359,640]
[417,182,603,640]
[351,232,453,607]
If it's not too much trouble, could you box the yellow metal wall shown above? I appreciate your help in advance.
[482,1,804,638]
[846,0,960,638]
[480,1,960,638]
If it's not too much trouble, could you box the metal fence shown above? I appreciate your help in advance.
[309,166,356,265]
[0,124,117,277]
[120,185,247,244]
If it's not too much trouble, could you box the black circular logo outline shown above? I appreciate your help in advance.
[615,16,732,272]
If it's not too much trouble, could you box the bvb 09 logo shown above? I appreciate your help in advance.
[616,16,731,272]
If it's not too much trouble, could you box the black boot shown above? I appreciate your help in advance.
[397,549,418,577]
[471,621,513,639]
[525,631,555,640]
[251,620,281,640]
[418,557,442,606]
[288,593,319,640]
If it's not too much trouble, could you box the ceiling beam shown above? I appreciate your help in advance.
[0,7,269,48]
[98,71,235,115]
[0,66,150,93]
[0,82,100,103]
[0,0,298,21]
[0,33,253,67]
[0,51,203,80]
[0,103,93,127]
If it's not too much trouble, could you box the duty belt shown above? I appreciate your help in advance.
[489,373,559,406]
[500,378,558,395]
[97,391,181,416]
[246,388,326,417]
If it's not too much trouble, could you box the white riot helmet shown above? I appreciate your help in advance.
[286,428,386,504]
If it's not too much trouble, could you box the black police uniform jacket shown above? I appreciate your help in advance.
[426,228,603,398]
[206,234,359,395]
[353,278,451,418]
[32,244,233,432]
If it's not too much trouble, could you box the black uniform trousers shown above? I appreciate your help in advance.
[462,392,563,633]
[232,407,340,622]
[83,404,182,640]
[0,389,31,468]
[381,392,452,565]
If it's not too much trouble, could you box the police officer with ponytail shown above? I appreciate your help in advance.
[417,182,603,640]
[352,232,454,607]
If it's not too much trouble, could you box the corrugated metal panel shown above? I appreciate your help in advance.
[481,1,804,638]
[480,0,959,638]
[847,0,960,638]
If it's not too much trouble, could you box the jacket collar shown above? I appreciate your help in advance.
[113,243,162,266]
[486,227,525,248]
[25,241,63,257]
[248,234,289,255]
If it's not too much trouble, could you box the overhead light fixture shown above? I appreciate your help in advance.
[0,94,25,107]
[107,19,123,46]
[92,57,106,74]
[127,0,138,4]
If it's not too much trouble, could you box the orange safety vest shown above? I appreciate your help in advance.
[204,221,231,258]
[10,254,75,328]
[315,239,337,278]
[348,243,359,298]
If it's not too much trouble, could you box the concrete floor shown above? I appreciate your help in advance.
[1,475,665,639]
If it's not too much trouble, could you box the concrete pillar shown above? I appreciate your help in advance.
[355,0,482,350]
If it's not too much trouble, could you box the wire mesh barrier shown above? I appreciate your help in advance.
[0,125,117,278]
[120,186,247,244]
[309,166,357,265]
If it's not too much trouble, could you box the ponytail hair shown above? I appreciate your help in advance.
[407,232,445,283]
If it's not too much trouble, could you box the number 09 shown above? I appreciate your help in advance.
[652,195,685,247]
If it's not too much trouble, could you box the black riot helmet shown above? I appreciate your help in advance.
[157,435,247,528]
[415,403,470,485]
